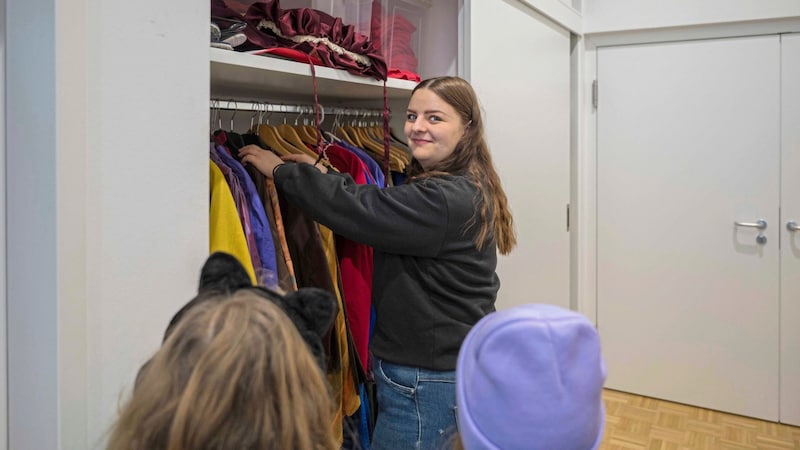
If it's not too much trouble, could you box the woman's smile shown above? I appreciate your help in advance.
[404,88,467,170]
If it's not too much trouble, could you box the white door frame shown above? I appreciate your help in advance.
[780,32,800,427]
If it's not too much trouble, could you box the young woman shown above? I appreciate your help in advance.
[239,76,516,450]
[106,292,339,450]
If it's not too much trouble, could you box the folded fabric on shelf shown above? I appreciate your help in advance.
[212,0,387,80]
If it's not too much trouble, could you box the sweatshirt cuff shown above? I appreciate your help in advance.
[272,163,286,179]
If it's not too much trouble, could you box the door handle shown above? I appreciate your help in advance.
[734,219,767,229]
[788,221,800,232]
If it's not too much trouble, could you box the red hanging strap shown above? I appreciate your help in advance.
[382,80,390,187]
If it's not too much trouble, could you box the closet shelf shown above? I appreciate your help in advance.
[210,47,418,104]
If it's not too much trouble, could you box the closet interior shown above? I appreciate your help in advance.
[208,99,405,446]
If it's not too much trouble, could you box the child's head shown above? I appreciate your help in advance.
[107,290,339,450]
[456,304,607,450]
[164,252,338,373]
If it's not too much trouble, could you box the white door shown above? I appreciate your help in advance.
[597,36,781,421]
[466,0,571,309]
[781,33,800,427]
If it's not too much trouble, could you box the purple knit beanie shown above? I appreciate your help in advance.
[456,304,607,450]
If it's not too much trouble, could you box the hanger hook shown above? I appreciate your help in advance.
[250,102,260,131]
[294,106,303,126]
[217,101,225,130]
[260,102,271,126]
[225,100,237,131]
[210,99,220,131]
[331,107,339,129]
[316,104,325,129]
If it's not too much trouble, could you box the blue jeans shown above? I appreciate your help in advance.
[370,357,457,450]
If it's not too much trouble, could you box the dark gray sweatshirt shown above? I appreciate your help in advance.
[274,162,499,371]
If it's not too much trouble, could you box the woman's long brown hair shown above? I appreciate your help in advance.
[407,76,516,255]
[106,291,339,450]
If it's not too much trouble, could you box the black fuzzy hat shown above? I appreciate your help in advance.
[164,252,338,371]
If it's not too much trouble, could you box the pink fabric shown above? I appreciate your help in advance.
[388,68,420,82]
[370,0,420,76]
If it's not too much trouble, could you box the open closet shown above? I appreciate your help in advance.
[208,4,421,441]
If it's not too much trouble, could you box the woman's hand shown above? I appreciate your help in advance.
[238,145,285,178]
[238,146,329,177]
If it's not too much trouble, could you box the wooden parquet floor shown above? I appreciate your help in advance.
[600,389,800,449]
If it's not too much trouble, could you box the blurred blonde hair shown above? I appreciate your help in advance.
[106,290,338,450]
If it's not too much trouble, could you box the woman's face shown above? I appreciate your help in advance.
[404,88,467,170]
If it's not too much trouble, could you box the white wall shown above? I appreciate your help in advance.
[6,0,208,448]
[584,0,800,34]
[0,0,7,447]
[84,0,208,445]
[57,0,89,446]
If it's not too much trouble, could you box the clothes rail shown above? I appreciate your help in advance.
[209,99,385,118]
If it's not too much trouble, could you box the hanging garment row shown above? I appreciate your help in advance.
[208,99,410,449]
[210,100,411,183]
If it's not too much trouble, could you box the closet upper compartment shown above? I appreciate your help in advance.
[210,0,459,102]
[223,0,431,74]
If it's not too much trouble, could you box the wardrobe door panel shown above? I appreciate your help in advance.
[466,0,572,310]
[781,32,800,427]
[597,36,781,420]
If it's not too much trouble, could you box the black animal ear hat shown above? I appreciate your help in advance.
[164,252,338,371]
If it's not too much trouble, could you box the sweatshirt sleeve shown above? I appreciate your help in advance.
[273,162,450,257]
